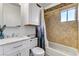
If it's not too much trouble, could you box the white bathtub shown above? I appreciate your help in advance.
[46,41,79,56]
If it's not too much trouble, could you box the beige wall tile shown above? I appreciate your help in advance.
[45,3,78,49]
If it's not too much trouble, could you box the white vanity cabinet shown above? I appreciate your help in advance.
[29,3,40,25]
[21,3,40,26]
[3,4,21,27]
[3,40,30,56]
[21,3,29,25]
[0,39,30,56]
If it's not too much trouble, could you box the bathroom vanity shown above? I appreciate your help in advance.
[0,37,37,56]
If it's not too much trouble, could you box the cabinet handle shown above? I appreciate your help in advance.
[13,45,23,48]
[30,40,32,41]
[17,54,19,56]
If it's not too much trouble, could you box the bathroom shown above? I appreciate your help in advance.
[0,3,79,56]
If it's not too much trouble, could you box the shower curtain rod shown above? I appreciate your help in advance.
[36,4,41,8]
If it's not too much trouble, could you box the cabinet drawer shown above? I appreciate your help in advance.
[3,40,28,53]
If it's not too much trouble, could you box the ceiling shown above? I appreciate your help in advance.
[38,3,52,7]
[38,3,60,9]
[12,3,60,9]
[10,3,20,7]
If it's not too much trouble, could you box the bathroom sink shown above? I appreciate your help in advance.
[0,36,30,46]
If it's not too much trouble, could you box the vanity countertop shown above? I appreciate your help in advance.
[0,36,31,46]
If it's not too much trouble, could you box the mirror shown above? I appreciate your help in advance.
[0,3,3,28]
[0,3,21,27]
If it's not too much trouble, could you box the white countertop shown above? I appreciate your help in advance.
[0,36,31,46]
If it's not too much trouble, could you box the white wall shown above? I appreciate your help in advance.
[2,4,36,38]
[3,26,36,38]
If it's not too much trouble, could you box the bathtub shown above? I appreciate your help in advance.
[46,41,79,56]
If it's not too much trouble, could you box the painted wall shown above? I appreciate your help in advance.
[45,4,78,49]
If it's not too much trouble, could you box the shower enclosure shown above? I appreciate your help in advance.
[44,3,79,56]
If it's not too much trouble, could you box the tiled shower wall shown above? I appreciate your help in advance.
[3,26,36,38]
[45,4,78,49]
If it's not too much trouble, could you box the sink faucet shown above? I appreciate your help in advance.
[0,31,4,39]
[0,25,6,39]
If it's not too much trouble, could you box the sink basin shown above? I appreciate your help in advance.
[0,36,30,45]
[4,36,30,40]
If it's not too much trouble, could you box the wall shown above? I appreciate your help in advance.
[1,4,36,38]
[78,4,79,50]
[45,4,78,49]
[3,26,36,38]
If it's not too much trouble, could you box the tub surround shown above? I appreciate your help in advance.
[46,41,79,56]
[45,3,78,49]
[77,4,79,51]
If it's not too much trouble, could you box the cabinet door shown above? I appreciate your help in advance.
[30,38,38,49]
[0,3,3,27]
[4,50,19,56]
[19,48,29,56]
[0,46,3,56]
[29,3,40,25]
[21,3,29,25]
[3,4,21,27]
[3,40,30,56]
